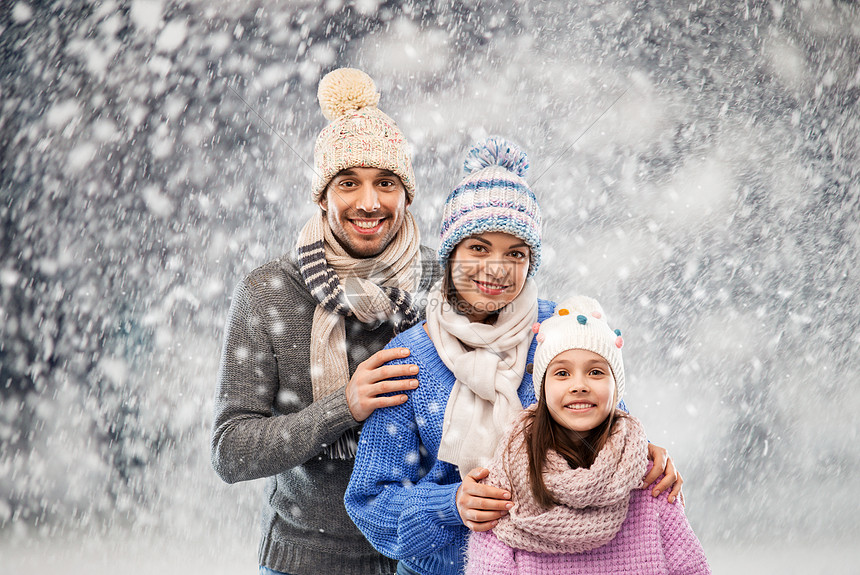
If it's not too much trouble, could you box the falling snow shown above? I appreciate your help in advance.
[1,1,859,574]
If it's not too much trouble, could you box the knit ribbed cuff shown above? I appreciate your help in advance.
[319,383,360,430]
[426,483,464,527]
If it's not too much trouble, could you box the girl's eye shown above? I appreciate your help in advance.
[509,250,526,259]
[589,369,606,376]
[554,369,569,377]
[469,244,487,252]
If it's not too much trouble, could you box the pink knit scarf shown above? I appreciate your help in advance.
[485,406,649,554]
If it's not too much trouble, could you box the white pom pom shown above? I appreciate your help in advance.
[317,68,380,121]
[463,136,529,179]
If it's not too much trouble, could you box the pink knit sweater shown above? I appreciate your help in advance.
[466,486,710,574]
[466,410,710,574]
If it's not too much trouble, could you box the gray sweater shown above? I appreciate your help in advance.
[211,246,438,575]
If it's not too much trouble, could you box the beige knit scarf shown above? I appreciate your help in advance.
[297,210,421,457]
[486,406,649,554]
[426,279,538,478]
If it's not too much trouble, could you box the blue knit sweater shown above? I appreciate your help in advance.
[347,299,586,574]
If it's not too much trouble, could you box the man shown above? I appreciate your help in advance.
[211,68,438,575]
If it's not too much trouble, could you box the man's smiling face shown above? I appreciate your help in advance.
[320,167,410,258]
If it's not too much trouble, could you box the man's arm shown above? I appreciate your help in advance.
[210,277,419,483]
[210,279,358,483]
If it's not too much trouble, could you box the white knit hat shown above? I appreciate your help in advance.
[531,295,625,401]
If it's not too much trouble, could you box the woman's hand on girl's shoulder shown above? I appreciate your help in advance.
[643,443,684,505]
[456,467,514,532]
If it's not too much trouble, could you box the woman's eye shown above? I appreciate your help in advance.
[509,250,526,259]
[469,244,487,252]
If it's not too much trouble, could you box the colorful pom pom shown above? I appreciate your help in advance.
[463,136,529,178]
[532,322,541,334]
[592,311,602,319]
[614,329,622,336]
[558,308,569,316]
[615,336,624,349]
[536,334,545,343]
[577,315,588,325]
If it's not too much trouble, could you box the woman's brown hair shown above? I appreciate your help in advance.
[519,372,625,508]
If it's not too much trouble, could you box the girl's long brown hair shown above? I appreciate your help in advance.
[520,374,625,508]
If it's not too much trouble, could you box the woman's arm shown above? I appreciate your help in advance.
[457,467,514,531]
[344,360,463,559]
[644,443,683,503]
[621,399,684,503]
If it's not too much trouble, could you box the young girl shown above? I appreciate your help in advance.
[465,295,710,574]
[345,138,679,575]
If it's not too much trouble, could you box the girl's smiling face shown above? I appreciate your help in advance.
[544,349,616,434]
[448,231,530,323]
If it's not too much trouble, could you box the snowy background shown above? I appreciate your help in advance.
[1,0,859,573]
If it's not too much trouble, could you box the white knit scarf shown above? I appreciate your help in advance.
[426,279,538,478]
[297,210,421,458]
[487,407,649,554]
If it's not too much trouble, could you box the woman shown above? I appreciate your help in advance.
[345,137,680,575]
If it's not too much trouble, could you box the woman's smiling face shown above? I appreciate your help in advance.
[448,231,530,323]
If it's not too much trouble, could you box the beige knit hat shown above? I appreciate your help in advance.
[532,295,626,402]
[311,68,415,203]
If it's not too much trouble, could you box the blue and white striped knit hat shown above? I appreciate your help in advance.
[438,137,542,277]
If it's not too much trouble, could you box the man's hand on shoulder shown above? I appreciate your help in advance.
[346,347,419,422]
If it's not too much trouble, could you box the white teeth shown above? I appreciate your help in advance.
[477,281,506,290]
[566,403,593,410]
[353,220,381,229]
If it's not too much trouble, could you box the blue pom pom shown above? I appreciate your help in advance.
[463,136,529,179]
[614,329,622,336]
[577,315,588,325]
